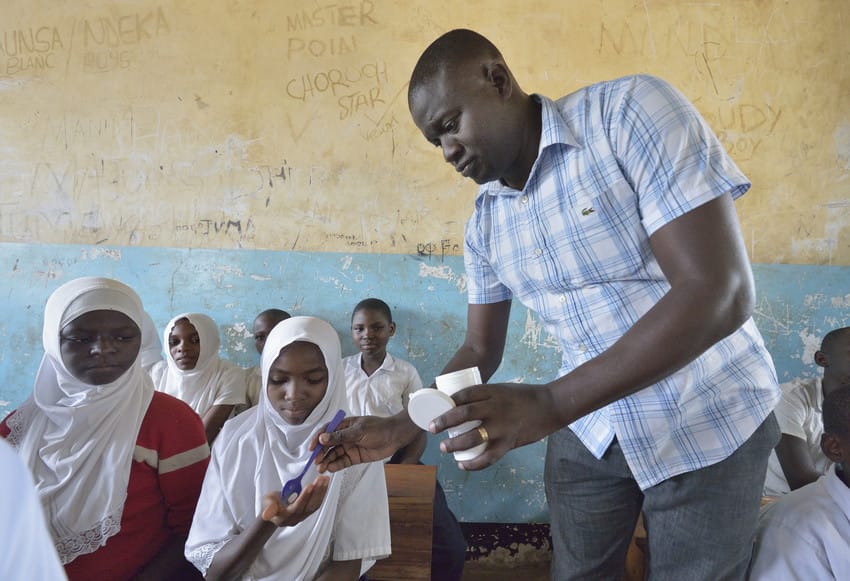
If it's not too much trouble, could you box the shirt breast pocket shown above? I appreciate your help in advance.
[546,179,648,287]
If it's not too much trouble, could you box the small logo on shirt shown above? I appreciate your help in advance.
[581,207,595,216]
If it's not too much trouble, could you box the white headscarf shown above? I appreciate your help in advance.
[139,310,163,372]
[186,316,352,579]
[6,277,154,565]
[153,312,244,415]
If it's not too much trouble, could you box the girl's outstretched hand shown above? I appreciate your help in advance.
[260,475,329,527]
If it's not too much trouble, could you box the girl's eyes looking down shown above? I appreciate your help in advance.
[268,372,327,386]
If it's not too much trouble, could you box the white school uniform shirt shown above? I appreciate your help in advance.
[750,465,850,579]
[343,352,423,418]
[0,438,67,580]
[243,365,262,409]
[764,377,831,496]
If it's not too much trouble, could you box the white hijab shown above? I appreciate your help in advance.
[186,316,350,579]
[154,312,241,415]
[139,310,163,372]
[6,277,153,565]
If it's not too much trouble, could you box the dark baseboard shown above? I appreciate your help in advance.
[460,522,552,565]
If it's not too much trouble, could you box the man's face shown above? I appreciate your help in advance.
[409,66,519,185]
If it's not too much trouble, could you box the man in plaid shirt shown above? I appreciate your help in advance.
[321,29,781,580]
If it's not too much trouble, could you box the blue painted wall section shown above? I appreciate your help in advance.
[1,242,848,523]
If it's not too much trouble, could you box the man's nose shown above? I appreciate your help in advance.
[442,137,462,164]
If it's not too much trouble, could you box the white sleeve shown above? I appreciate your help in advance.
[402,364,424,409]
[332,463,391,562]
[185,446,239,576]
[774,383,810,441]
[0,440,67,581]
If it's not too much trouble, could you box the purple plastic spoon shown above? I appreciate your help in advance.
[280,409,346,504]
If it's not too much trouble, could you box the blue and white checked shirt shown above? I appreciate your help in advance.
[464,74,780,489]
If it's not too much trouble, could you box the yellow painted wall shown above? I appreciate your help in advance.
[1,0,848,264]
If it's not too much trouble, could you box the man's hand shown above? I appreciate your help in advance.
[430,382,562,470]
[313,415,418,472]
[260,475,329,527]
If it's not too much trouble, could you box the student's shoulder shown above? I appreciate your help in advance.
[342,353,360,367]
[143,392,206,437]
[386,354,419,374]
[763,478,834,528]
[148,390,200,417]
[207,408,257,461]
[778,377,819,406]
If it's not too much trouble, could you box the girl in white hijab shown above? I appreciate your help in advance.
[150,312,246,443]
[186,316,391,580]
[0,277,210,580]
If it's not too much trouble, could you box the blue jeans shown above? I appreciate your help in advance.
[544,413,779,581]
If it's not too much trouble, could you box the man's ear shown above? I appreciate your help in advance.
[388,322,396,337]
[484,62,512,98]
[814,349,829,368]
[821,432,844,463]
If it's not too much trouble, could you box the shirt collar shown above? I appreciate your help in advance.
[357,352,395,373]
[478,94,581,199]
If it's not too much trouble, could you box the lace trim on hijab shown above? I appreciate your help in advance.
[186,539,230,576]
[4,403,33,447]
[55,512,122,564]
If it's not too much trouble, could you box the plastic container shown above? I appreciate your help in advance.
[407,366,487,462]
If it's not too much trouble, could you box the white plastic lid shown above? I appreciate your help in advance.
[407,389,455,430]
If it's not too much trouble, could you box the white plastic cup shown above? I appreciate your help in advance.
[435,367,487,462]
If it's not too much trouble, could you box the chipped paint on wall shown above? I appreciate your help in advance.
[1,243,848,523]
[417,262,467,294]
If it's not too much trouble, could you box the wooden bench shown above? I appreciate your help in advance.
[368,463,437,581]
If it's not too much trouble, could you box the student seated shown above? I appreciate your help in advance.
[344,298,467,581]
[150,312,247,443]
[0,277,209,581]
[242,308,292,410]
[185,316,390,581]
[749,385,850,578]
[764,326,850,496]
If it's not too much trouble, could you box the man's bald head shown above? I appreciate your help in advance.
[408,29,505,107]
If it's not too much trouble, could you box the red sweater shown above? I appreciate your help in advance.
[1,392,210,581]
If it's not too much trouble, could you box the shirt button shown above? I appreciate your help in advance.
[578,344,587,353]
[559,295,567,303]
[521,195,529,204]
[534,248,543,257]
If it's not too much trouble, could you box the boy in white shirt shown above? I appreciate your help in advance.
[343,298,467,580]
[764,326,850,496]
[750,385,850,579]
[242,309,291,410]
